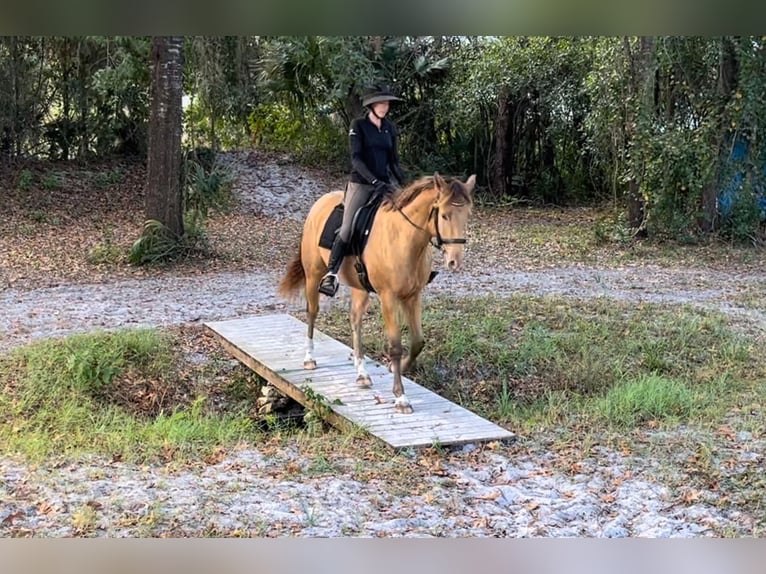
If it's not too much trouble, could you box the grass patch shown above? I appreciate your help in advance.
[313,294,763,436]
[469,206,766,271]
[0,327,264,464]
[87,225,125,266]
[2,291,762,499]
[729,283,766,312]
[594,374,695,427]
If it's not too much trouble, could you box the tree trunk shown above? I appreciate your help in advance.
[145,36,185,238]
[700,37,739,232]
[623,36,656,234]
[77,38,88,159]
[490,89,510,196]
[61,39,72,161]
[11,37,21,158]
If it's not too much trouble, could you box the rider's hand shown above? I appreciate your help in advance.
[373,180,393,195]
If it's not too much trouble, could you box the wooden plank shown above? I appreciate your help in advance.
[204,314,514,450]
[357,416,504,436]
[346,409,485,427]
[372,424,511,442]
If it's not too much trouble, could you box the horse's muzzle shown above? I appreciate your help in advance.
[444,254,463,272]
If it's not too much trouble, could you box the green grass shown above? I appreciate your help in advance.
[729,283,766,312]
[0,329,261,464]
[40,172,63,190]
[314,294,764,435]
[594,374,696,427]
[92,168,124,189]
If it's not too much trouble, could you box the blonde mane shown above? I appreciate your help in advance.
[381,175,473,211]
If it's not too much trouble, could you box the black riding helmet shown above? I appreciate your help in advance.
[362,84,403,108]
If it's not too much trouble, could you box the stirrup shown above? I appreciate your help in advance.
[318,273,339,297]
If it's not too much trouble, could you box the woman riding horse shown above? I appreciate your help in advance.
[279,172,476,414]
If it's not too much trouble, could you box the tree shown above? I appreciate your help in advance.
[623,36,657,233]
[145,36,184,239]
[700,37,739,232]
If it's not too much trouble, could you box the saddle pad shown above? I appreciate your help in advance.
[319,204,344,249]
[318,193,384,255]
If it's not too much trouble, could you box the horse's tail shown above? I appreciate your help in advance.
[278,242,305,300]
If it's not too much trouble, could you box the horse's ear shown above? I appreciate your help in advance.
[465,174,476,196]
[433,172,445,189]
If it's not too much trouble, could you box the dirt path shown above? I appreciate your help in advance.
[2,263,765,355]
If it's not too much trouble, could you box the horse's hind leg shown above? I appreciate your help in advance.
[303,273,321,370]
[350,288,372,388]
[400,294,425,374]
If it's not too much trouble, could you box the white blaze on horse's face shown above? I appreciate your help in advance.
[435,174,475,272]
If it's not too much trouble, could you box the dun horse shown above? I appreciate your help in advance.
[278,173,476,414]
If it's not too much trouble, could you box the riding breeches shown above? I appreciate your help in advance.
[338,181,374,242]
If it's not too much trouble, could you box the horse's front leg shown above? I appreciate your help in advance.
[380,292,412,414]
[350,288,372,388]
[400,294,425,374]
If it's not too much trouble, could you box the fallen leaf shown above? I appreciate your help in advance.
[204,447,227,465]
[284,462,301,475]
[717,425,736,441]
[472,517,490,528]
[36,502,56,515]
[568,462,583,474]
[681,490,702,503]
[2,511,25,525]
[478,490,501,501]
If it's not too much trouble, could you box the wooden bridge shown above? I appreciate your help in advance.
[204,314,515,450]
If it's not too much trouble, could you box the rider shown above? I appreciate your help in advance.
[318,84,407,297]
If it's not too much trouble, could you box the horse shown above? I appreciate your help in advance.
[278,172,476,414]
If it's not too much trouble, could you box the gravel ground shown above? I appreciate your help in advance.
[1,151,764,537]
[2,441,756,538]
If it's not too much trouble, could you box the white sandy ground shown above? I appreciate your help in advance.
[1,151,764,537]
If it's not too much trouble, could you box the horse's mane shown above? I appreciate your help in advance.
[381,175,472,211]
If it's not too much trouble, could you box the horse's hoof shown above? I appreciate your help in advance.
[303,360,317,370]
[394,396,413,414]
[356,375,372,388]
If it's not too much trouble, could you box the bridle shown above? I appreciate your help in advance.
[394,200,468,248]
[430,204,468,247]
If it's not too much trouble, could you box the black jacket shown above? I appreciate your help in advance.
[348,115,405,185]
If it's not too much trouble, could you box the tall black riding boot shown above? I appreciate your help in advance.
[318,235,347,297]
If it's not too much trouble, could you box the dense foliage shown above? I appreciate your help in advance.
[1,36,764,240]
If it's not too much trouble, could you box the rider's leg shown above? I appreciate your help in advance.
[318,182,374,297]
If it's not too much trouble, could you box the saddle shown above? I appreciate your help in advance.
[318,192,385,292]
